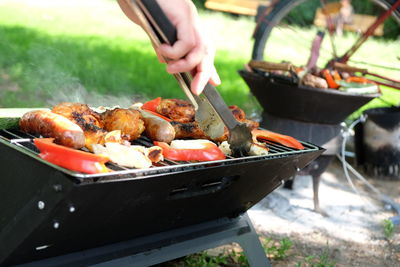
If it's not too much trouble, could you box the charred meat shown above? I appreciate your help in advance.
[101,108,145,141]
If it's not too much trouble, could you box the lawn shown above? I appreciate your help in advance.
[0,0,399,118]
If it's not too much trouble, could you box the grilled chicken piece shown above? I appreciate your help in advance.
[52,102,103,128]
[171,105,259,142]
[101,108,145,141]
[156,99,195,123]
[52,103,109,149]
[52,102,130,150]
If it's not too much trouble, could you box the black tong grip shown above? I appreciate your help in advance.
[139,0,177,44]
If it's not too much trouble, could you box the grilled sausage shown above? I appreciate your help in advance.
[137,109,175,143]
[19,110,85,149]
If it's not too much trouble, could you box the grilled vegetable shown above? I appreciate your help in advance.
[322,69,339,89]
[154,139,226,162]
[34,138,110,174]
[142,97,162,113]
[252,129,304,150]
[92,142,162,169]
[219,141,269,156]
[345,76,375,84]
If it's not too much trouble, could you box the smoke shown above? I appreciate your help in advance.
[23,44,146,108]
[47,84,144,108]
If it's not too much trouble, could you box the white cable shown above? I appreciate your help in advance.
[338,120,375,208]
[338,117,400,215]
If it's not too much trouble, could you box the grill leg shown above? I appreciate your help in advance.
[309,156,335,216]
[236,214,271,267]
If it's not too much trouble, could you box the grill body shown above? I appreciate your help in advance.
[0,130,322,265]
[239,70,379,124]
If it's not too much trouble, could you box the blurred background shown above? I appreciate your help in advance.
[0,0,398,117]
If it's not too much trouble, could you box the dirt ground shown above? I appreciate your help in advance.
[157,158,399,266]
[248,159,400,266]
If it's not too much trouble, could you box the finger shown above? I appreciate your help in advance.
[166,43,204,73]
[191,69,211,95]
[154,47,166,63]
[209,66,221,86]
[158,21,196,60]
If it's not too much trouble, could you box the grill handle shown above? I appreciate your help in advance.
[168,176,238,200]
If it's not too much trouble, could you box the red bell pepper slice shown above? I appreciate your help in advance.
[141,97,172,121]
[142,97,161,113]
[323,69,339,89]
[143,109,172,122]
[345,76,375,84]
[252,129,304,150]
[34,138,110,174]
[154,140,226,161]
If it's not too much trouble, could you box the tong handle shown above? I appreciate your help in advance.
[141,0,238,131]
[139,0,177,44]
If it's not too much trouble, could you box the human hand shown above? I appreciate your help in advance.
[117,0,221,95]
[155,0,221,95]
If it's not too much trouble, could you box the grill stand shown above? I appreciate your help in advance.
[19,213,270,267]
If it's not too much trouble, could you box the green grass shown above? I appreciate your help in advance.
[0,0,398,118]
[0,0,254,110]
[383,219,395,240]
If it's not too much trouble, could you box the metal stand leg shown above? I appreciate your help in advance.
[19,212,270,267]
[236,214,271,267]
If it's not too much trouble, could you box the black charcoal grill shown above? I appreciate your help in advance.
[0,129,323,266]
[239,69,379,214]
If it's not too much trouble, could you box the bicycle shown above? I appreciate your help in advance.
[251,0,400,94]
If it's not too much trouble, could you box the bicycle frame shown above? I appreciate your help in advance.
[338,0,400,63]
[321,0,400,90]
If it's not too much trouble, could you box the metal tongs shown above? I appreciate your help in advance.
[127,0,252,156]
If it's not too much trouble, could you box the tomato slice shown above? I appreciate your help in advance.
[154,140,226,161]
[34,138,110,174]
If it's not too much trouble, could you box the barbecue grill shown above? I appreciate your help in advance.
[0,129,323,265]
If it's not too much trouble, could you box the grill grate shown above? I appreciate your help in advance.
[0,129,320,181]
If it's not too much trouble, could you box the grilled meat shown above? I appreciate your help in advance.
[171,105,258,142]
[135,109,175,143]
[229,105,259,129]
[52,102,104,128]
[52,103,111,150]
[171,121,228,143]
[156,99,195,123]
[19,110,85,149]
[101,108,145,141]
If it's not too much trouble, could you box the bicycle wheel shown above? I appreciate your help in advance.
[252,0,400,78]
